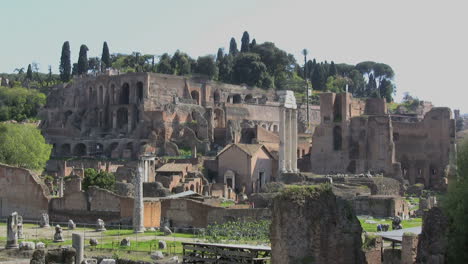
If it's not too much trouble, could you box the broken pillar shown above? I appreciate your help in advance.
[278,90,298,174]
[133,161,145,233]
[6,212,19,249]
[72,233,84,264]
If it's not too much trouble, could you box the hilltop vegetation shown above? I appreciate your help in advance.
[0,85,46,122]
[2,31,397,103]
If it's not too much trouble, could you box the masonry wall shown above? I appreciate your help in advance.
[353,195,409,218]
[0,164,50,219]
[217,147,250,193]
[161,198,270,228]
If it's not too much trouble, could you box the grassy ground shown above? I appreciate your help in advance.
[359,217,422,232]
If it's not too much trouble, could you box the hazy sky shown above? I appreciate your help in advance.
[2,0,467,112]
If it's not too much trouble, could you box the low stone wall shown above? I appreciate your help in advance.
[353,195,409,218]
[161,198,270,228]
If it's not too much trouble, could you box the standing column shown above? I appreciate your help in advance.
[133,162,145,233]
[58,177,64,197]
[279,108,286,173]
[285,109,292,172]
[6,212,18,249]
[291,109,298,172]
[72,233,84,264]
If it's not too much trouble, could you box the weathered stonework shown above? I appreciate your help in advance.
[270,187,364,264]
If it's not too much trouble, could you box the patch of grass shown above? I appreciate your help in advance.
[359,217,422,232]
[99,239,183,254]
[220,200,235,208]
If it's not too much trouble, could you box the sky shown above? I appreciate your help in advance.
[1,0,467,112]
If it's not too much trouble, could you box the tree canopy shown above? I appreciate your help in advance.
[0,123,51,170]
[82,168,116,191]
[0,86,46,121]
[101,41,111,70]
[76,44,89,75]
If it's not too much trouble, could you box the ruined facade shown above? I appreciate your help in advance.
[41,72,320,160]
[310,92,456,190]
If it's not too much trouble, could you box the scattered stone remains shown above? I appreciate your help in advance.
[270,187,365,264]
[95,218,106,231]
[89,238,99,246]
[17,215,24,239]
[68,219,76,229]
[19,241,35,250]
[6,211,19,249]
[40,213,50,228]
[53,225,64,242]
[162,226,172,236]
[158,240,167,249]
[120,237,131,247]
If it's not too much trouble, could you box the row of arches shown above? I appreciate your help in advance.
[88,81,144,106]
[55,141,148,158]
[214,90,267,105]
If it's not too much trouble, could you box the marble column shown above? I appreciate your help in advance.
[72,233,84,264]
[279,107,286,172]
[133,161,145,233]
[291,109,298,172]
[6,212,18,249]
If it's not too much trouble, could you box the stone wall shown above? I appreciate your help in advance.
[0,164,50,219]
[353,195,409,218]
[161,198,270,228]
[416,207,448,263]
[270,187,364,264]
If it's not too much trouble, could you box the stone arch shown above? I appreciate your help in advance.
[213,90,221,103]
[196,182,200,193]
[245,94,253,103]
[224,170,235,189]
[117,108,128,129]
[333,126,342,151]
[73,143,87,156]
[191,90,200,105]
[136,81,144,103]
[190,185,195,191]
[232,94,242,104]
[333,96,342,122]
[95,143,104,156]
[106,142,119,157]
[214,108,225,128]
[400,155,410,180]
[120,83,130,104]
[60,144,71,156]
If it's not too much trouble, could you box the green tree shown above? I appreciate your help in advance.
[216,48,224,63]
[157,53,173,74]
[101,41,111,70]
[0,86,46,121]
[311,63,326,91]
[444,139,468,263]
[77,45,89,75]
[0,123,51,170]
[240,31,250,52]
[329,61,337,76]
[195,55,218,80]
[170,50,191,75]
[26,64,33,80]
[325,75,348,93]
[88,57,101,73]
[82,168,116,191]
[229,37,238,56]
[232,53,270,88]
[59,41,71,82]
[218,54,234,83]
[250,38,257,50]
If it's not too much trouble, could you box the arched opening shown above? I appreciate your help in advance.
[273,124,278,132]
[117,108,128,129]
[232,94,242,104]
[191,90,199,105]
[73,143,87,156]
[63,110,73,126]
[110,84,115,104]
[333,126,342,151]
[99,86,103,105]
[125,142,133,152]
[213,90,221,103]
[136,82,144,103]
[333,96,342,122]
[120,83,130,104]
[60,144,71,156]
[196,182,200,193]
[244,94,253,103]
[107,142,119,157]
[190,185,195,191]
[214,108,224,128]
[95,143,104,156]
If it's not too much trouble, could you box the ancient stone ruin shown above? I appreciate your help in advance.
[6,212,19,249]
[270,186,365,264]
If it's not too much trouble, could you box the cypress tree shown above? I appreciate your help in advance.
[26,64,33,80]
[77,45,89,75]
[329,61,337,76]
[101,41,111,70]
[250,38,257,50]
[59,41,71,82]
[216,48,224,63]
[240,31,250,52]
[229,37,238,56]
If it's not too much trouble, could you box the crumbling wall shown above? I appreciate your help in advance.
[0,164,50,219]
[270,186,364,264]
[416,207,448,264]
